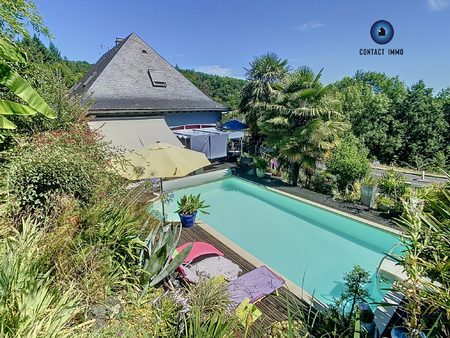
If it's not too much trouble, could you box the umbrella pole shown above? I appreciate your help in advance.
[160,178,165,222]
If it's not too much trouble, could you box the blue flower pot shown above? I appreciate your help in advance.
[391,327,426,338]
[179,212,197,228]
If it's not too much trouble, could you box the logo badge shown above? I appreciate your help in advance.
[370,20,394,45]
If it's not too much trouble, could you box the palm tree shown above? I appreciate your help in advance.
[260,67,348,186]
[239,53,289,154]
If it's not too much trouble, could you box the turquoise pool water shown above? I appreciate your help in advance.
[166,177,400,304]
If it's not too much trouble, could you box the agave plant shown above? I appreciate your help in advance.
[0,38,56,131]
[175,194,210,216]
[140,222,191,293]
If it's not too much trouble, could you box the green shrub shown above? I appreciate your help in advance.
[318,265,371,336]
[253,156,268,170]
[83,289,180,337]
[378,169,408,199]
[0,218,81,337]
[3,127,114,217]
[181,278,242,337]
[333,180,362,203]
[183,306,241,338]
[310,170,337,195]
[82,200,151,278]
[186,278,231,316]
[326,135,371,191]
[375,194,396,212]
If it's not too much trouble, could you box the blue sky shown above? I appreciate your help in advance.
[34,0,450,91]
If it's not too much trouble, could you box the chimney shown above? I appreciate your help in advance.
[115,37,124,45]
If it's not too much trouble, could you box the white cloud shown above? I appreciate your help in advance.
[295,22,325,32]
[426,0,449,10]
[196,65,233,77]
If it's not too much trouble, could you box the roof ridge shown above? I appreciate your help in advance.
[71,32,229,113]
[131,33,226,107]
[70,33,132,94]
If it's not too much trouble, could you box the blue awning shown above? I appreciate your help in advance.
[221,119,248,131]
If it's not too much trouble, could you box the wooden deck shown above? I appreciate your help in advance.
[179,224,314,333]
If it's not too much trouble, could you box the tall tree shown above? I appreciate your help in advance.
[334,72,408,164]
[436,88,450,166]
[400,81,447,170]
[0,0,50,40]
[261,67,348,186]
[239,53,290,154]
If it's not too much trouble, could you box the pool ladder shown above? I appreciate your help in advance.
[376,243,401,279]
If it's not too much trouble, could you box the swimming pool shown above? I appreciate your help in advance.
[166,176,400,304]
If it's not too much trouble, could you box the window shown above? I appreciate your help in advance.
[148,69,167,87]
[82,71,97,87]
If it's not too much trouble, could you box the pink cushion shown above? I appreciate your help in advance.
[176,241,224,263]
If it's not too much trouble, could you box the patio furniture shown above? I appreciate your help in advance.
[180,256,242,284]
[175,241,224,263]
[227,265,285,305]
[116,143,211,219]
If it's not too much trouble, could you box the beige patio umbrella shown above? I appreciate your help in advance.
[116,143,211,218]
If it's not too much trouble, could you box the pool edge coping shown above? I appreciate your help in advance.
[196,220,327,312]
[265,185,402,236]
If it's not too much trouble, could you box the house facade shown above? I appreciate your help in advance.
[71,33,228,150]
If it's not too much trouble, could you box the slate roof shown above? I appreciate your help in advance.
[71,33,228,114]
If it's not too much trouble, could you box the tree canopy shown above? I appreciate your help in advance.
[177,67,246,110]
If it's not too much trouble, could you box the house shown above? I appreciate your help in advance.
[71,32,228,150]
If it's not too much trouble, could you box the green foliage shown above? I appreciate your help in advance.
[377,169,408,200]
[140,222,192,289]
[334,72,449,170]
[85,289,180,337]
[253,156,268,170]
[182,278,241,337]
[0,218,81,337]
[183,306,241,338]
[239,53,290,153]
[399,81,448,170]
[81,200,152,284]
[333,181,362,204]
[391,185,450,336]
[326,135,371,191]
[3,127,111,216]
[375,194,396,212]
[186,277,231,316]
[310,170,338,195]
[18,35,91,88]
[0,0,51,40]
[245,63,349,186]
[178,67,246,110]
[319,265,371,336]
[0,38,56,132]
[176,193,210,215]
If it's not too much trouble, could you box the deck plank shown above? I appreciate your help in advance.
[179,224,313,333]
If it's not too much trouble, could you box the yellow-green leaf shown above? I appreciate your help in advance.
[0,115,17,129]
[0,63,56,118]
[0,100,38,116]
[0,39,27,63]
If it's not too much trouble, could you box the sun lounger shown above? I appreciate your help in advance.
[175,242,239,283]
[176,241,224,263]
[181,256,242,283]
[227,265,285,305]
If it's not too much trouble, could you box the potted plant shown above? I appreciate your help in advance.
[175,194,210,228]
[360,176,377,208]
[253,157,268,178]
